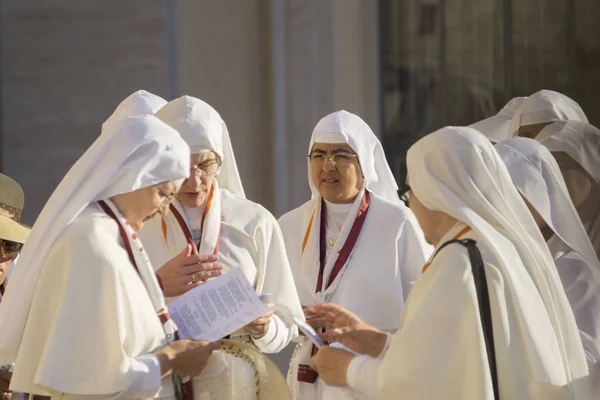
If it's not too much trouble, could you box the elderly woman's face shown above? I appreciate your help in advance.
[111,180,181,232]
[177,152,221,208]
[309,143,363,204]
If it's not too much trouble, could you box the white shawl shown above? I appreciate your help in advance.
[507,90,588,137]
[496,137,600,385]
[469,96,526,143]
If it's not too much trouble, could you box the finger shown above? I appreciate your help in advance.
[192,270,223,282]
[309,355,319,371]
[248,317,272,326]
[306,317,332,329]
[182,262,223,275]
[249,325,269,334]
[264,300,275,309]
[207,341,221,352]
[177,244,193,258]
[306,303,343,316]
[182,254,219,266]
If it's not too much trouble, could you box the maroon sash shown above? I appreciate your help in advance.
[169,204,221,256]
[298,191,371,383]
[98,201,193,400]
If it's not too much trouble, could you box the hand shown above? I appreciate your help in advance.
[320,326,388,358]
[156,339,220,377]
[157,244,223,297]
[304,303,364,331]
[305,303,386,357]
[246,301,274,335]
[309,346,355,387]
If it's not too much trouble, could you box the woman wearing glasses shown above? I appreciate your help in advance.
[278,110,432,400]
[140,96,304,399]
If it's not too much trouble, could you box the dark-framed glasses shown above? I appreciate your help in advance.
[0,239,23,261]
[306,152,359,167]
[190,161,221,177]
[398,185,411,203]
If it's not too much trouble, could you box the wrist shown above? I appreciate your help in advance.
[250,324,269,340]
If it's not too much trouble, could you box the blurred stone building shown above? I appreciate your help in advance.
[381,0,600,182]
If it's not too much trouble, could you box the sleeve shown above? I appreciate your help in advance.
[29,224,166,398]
[377,245,488,399]
[346,355,384,400]
[252,213,305,353]
[396,214,434,301]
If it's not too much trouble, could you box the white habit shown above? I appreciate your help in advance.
[279,110,432,400]
[139,96,304,399]
[0,113,191,398]
[496,137,600,394]
[346,127,590,399]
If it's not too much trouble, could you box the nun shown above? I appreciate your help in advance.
[140,96,304,399]
[496,137,600,394]
[278,110,432,400]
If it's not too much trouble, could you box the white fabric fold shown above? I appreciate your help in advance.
[309,110,399,204]
[469,96,526,142]
[156,95,245,198]
[496,137,600,389]
[0,115,190,365]
[507,90,588,137]
[103,90,167,130]
[536,121,600,261]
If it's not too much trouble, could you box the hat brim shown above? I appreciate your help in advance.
[0,215,31,244]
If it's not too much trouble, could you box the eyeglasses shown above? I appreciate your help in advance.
[0,239,23,261]
[155,185,175,206]
[398,185,411,203]
[190,161,221,177]
[306,152,359,167]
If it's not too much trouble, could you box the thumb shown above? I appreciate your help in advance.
[178,244,193,258]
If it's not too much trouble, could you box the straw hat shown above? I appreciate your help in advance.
[192,339,292,400]
[0,174,30,244]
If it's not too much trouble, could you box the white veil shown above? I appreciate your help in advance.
[308,110,399,203]
[0,115,190,364]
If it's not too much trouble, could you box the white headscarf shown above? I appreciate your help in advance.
[507,90,588,137]
[0,115,190,364]
[469,96,526,143]
[407,127,588,387]
[103,90,167,130]
[495,137,600,271]
[535,121,600,185]
[308,110,399,203]
[156,95,245,198]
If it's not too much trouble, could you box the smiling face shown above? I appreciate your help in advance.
[309,143,364,204]
[177,152,221,208]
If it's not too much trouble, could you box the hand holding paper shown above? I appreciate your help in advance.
[168,268,271,342]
